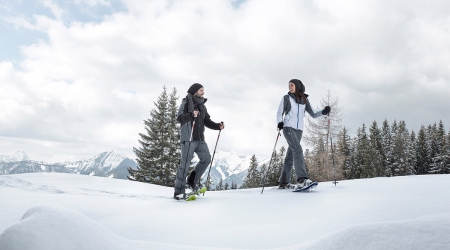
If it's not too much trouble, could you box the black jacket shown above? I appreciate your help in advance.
[177,97,220,142]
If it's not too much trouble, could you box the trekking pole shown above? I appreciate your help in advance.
[179,112,197,198]
[261,130,282,194]
[189,114,197,141]
[204,122,223,196]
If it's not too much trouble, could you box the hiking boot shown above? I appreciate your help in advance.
[296,178,313,189]
[191,183,204,193]
[174,192,186,200]
[186,171,196,190]
[278,183,294,189]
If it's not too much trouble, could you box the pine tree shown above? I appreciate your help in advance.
[309,135,327,181]
[205,174,214,191]
[128,86,180,186]
[304,148,313,180]
[415,126,428,175]
[243,155,260,188]
[343,137,357,179]
[265,147,285,186]
[265,150,278,186]
[337,127,351,179]
[407,131,417,175]
[381,119,393,177]
[429,121,447,174]
[446,130,450,174]
[355,124,370,179]
[260,163,268,187]
[426,124,438,174]
[392,121,410,176]
[216,179,223,191]
[368,121,384,177]
[224,182,230,190]
[231,181,237,189]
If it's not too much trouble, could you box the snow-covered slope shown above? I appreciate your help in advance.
[0,151,137,179]
[0,173,449,250]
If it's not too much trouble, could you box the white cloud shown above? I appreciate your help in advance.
[42,0,66,21]
[74,0,111,7]
[1,0,449,162]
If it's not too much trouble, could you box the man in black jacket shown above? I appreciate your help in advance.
[174,83,224,199]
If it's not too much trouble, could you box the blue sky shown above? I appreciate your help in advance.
[1,0,449,162]
[0,0,127,62]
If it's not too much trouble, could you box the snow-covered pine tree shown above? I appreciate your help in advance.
[343,137,357,179]
[407,131,417,175]
[276,147,286,183]
[243,155,259,188]
[337,127,351,179]
[304,148,313,180]
[446,130,450,174]
[368,121,384,177]
[388,120,399,176]
[128,86,179,186]
[381,119,393,177]
[355,124,370,179]
[163,88,180,185]
[205,173,214,191]
[259,163,267,187]
[415,126,428,175]
[429,121,447,174]
[264,150,278,186]
[308,135,327,181]
[392,121,410,176]
[265,147,285,186]
[426,124,439,174]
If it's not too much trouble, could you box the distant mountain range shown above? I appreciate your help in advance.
[0,151,269,187]
[0,151,137,179]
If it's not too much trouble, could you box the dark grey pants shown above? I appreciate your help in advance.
[278,127,308,184]
[174,141,211,195]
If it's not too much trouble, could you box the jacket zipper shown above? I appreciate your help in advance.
[297,103,299,129]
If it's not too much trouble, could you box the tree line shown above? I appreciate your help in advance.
[240,119,450,188]
[337,120,450,179]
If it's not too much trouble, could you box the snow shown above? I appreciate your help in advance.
[1,173,449,250]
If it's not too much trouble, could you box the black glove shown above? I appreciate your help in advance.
[277,122,284,130]
[322,106,331,115]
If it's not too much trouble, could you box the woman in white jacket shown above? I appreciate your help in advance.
[276,79,330,189]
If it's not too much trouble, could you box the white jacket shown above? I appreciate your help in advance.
[276,95,323,131]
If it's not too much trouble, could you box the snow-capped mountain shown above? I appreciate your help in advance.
[64,151,138,179]
[0,151,137,179]
[198,150,270,187]
[0,151,29,162]
[0,150,269,185]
